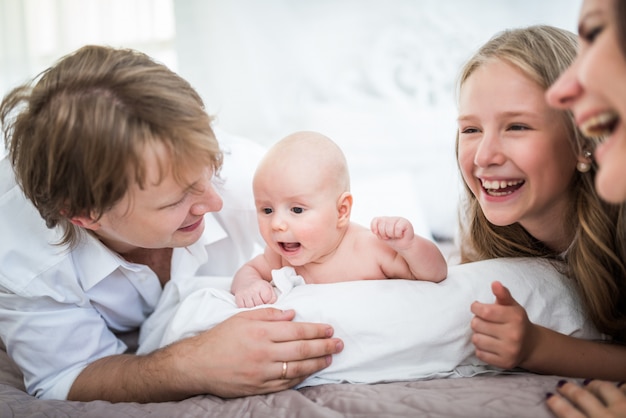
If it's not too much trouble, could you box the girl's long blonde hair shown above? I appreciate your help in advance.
[456,25,626,340]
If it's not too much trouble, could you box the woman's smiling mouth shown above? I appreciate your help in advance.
[579,111,619,137]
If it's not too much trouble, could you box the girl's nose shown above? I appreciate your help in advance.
[474,130,506,168]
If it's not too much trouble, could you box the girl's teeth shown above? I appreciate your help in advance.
[480,179,525,197]
[481,179,523,190]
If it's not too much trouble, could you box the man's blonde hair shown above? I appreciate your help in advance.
[1,45,222,247]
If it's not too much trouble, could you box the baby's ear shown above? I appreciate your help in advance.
[337,191,353,227]
[69,213,101,231]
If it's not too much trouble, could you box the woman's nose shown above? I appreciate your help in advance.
[546,61,582,110]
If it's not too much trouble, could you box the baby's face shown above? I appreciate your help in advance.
[253,163,345,266]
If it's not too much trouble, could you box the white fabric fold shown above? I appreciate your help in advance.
[138,258,601,386]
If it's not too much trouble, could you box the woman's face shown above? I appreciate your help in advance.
[546,0,626,203]
[458,59,578,251]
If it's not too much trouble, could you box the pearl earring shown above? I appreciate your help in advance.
[576,150,592,173]
[577,161,591,173]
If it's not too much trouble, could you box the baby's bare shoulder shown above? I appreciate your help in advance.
[347,223,393,252]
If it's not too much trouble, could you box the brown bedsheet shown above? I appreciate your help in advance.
[0,344,564,418]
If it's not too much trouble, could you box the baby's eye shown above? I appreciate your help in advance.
[262,208,273,215]
[291,207,303,214]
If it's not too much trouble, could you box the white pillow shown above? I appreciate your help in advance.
[138,258,601,385]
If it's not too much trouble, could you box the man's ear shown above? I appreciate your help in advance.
[69,214,101,231]
[337,191,353,227]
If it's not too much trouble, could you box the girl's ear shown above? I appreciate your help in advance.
[337,191,353,227]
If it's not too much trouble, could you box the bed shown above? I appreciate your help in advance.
[0,346,575,418]
[0,258,598,418]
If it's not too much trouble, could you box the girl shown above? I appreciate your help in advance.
[456,24,626,385]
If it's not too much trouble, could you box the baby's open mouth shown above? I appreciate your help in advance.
[280,242,301,252]
[579,111,619,138]
[481,179,525,197]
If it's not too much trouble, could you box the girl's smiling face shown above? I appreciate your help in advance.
[546,0,626,203]
[458,58,578,251]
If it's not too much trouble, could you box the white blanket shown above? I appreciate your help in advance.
[138,258,601,386]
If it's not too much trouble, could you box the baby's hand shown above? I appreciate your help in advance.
[370,216,414,250]
[234,281,277,308]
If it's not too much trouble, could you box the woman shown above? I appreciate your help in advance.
[545,0,626,416]
[456,24,626,387]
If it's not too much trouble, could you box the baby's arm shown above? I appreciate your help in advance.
[370,216,447,282]
[231,250,278,308]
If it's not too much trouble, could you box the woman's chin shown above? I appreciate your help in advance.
[596,168,626,204]
[594,125,626,203]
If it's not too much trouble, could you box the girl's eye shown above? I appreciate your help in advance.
[263,208,273,215]
[291,207,303,214]
[460,127,479,134]
[509,124,529,131]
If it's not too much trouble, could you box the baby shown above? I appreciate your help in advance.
[231,131,448,307]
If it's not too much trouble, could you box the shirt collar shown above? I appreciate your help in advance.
[73,213,229,290]
[72,232,132,291]
[170,213,228,278]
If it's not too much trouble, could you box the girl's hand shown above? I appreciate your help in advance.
[470,281,539,369]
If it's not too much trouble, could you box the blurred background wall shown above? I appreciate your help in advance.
[0,0,583,247]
